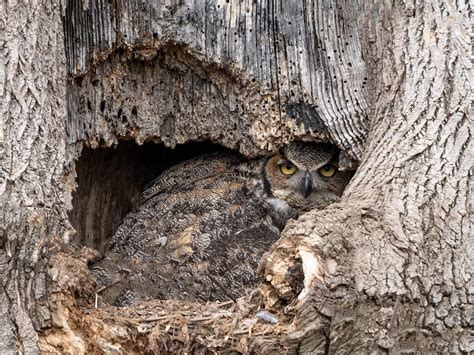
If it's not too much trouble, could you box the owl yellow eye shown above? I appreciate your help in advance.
[280,162,297,176]
[319,164,336,177]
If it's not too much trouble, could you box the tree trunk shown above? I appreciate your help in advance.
[1,1,71,354]
[1,0,471,354]
[260,1,471,352]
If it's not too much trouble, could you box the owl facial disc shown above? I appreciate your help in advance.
[264,141,352,211]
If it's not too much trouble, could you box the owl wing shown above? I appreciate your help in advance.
[93,159,280,306]
[140,152,244,203]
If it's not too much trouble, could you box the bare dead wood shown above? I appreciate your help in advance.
[64,0,369,159]
[0,0,471,354]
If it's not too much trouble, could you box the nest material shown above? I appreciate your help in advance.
[82,297,291,354]
[40,243,295,354]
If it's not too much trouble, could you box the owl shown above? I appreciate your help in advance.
[92,142,352,306]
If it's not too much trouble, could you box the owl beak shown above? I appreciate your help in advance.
[302,176,313,198]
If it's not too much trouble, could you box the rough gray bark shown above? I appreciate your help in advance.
[1,1,70,354]
[260,1,472,352]
[0,0,471,354]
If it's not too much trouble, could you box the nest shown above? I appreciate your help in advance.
[81,296,292,354]
[40,240,296,354]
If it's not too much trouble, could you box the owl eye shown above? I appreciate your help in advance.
[319,164,336,177]
[280,162,297,176]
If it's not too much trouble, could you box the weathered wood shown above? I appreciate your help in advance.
[0,0,471,353]
[65,0,369,159]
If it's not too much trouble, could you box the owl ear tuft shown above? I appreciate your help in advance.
[278,145,286,156]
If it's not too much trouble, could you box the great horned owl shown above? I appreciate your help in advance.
[92,142,352,306]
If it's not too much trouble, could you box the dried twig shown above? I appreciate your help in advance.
[133,315,171,322]
[215,300,235,308]
[189,316,213,323]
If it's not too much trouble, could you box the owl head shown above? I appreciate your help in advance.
[263,142,352,211]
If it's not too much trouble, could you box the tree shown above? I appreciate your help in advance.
[1,0,471,353]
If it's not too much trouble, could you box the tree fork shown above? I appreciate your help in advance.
[0,0,471,353]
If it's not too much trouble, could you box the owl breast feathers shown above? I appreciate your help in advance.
[92,142,352,306]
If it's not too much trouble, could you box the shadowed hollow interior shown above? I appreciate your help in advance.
[69,140,228,253]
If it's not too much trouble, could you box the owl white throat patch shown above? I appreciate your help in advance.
[266,197,292,214]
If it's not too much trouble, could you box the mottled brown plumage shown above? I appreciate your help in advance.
[92,142,352,306]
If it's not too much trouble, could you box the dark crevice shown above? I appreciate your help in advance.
[324,329,331,354]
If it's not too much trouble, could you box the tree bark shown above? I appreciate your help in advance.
[1,1,70,354]
[260,1,471,352]
[0,0,471,354]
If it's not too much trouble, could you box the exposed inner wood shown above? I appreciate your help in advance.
[65,0,369,159]
[1,0,470,353]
